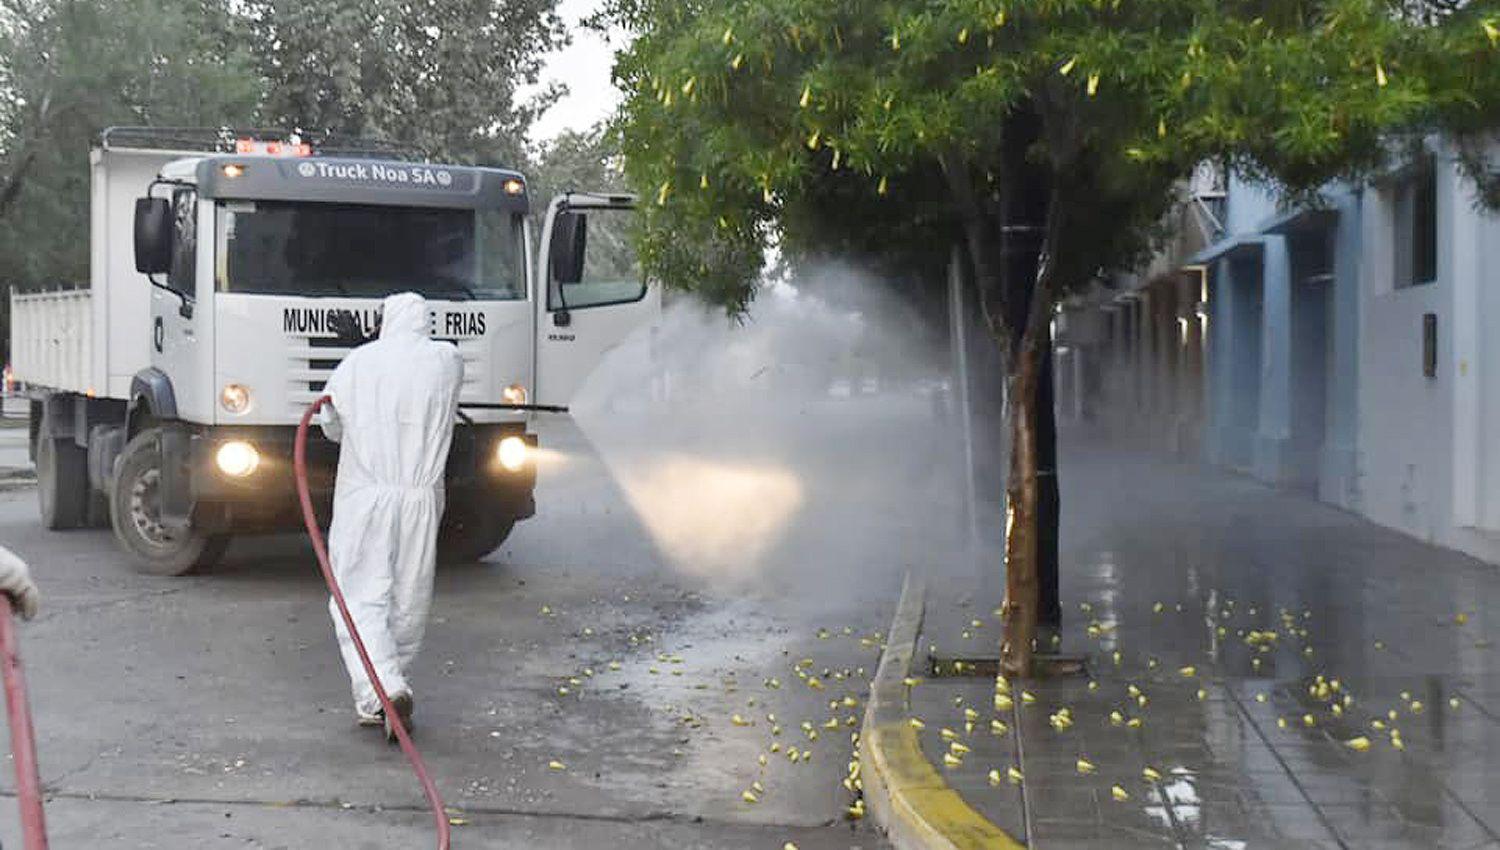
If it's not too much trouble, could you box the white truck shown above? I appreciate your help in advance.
[10,127,656,574]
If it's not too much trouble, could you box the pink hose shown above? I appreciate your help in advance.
[0,594,47,849]
[295,396,451,849]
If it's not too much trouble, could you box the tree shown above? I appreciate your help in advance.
[526,122,629,217]
[245,0,568,165]
[605,0,1500,676]
[0,0,259,292]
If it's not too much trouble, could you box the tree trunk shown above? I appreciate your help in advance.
[940,120,1059,679]
[1000,344,1042,678]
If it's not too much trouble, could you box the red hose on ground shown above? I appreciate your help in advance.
[0,594,47,850]
[295,396,451,850]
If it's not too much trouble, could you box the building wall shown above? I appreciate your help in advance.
[1059,187,1214,453]
[1476,207,1500,534]
[1206,254,1264,471]
[1320,192,1363,510]
[1355,147,1500,563]
[1226,179,1280,235]
[1253,235,1297,485]
[1074,141,1500,566]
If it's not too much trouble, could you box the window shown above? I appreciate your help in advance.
[168,189,196,296]
[1393,159,1437,288]
[550,207,646,310]
[216,202,525,301]
[1289,231,1333,284]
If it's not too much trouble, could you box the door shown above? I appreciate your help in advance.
[149,186,212,421]
[533,192,660,408]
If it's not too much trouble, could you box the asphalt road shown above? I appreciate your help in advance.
[0,400,964,848]
[0,421,28,472]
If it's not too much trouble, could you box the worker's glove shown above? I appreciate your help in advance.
[0,546,40,620]
[329,310,376,347]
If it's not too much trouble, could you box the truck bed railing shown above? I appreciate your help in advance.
[8,289,91,396]
[99,127,427,162]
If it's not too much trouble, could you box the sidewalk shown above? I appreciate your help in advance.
[0,396,32,477]
[870,436,1500,849]
[0,427,30,475]
[0,402,31,478]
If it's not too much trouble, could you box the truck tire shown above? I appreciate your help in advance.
[110,428,229,576]
[37,434,90,530]
[438,504,515,563]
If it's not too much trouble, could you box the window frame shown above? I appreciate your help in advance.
[167,187,197,298]
[1391,156,1438,290]
[546,206,649,312]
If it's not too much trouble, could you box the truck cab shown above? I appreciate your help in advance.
[13,129,656,574]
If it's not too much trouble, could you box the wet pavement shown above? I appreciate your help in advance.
[914,434,1500,849]
[0,413,934,847]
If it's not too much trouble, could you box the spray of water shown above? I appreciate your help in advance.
[570,263,989,600]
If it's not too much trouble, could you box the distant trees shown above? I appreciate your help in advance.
[526,123,628,216]
[245,0,567,165]
[0,0,259,285]
[0,0,569,297]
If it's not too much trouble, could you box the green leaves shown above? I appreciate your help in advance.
[247,0,566,165]
[616,0,1500,313]
[0,0,263,288]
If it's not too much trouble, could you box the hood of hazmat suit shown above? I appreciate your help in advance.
[319,292,464,716]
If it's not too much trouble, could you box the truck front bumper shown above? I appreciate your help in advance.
[185,423,538,533]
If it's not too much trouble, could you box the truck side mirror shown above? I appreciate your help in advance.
[133,198,172,275]
[549,211,587,285]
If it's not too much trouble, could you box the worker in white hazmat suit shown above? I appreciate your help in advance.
[318,292,463,737]
[0,546,40,620]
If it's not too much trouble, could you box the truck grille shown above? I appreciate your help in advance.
[305,338,345,393]
[286,336,488,414]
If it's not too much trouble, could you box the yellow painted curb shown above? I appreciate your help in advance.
[860,575,1026,850]
[866,722,1023,849]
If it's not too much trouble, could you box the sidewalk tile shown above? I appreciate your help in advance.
[905,439,1500,849]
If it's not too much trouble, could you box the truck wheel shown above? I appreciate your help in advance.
[37,434,89,530]
[438,505,515,563]
[110,429,229,576]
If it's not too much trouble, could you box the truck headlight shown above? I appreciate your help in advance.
[216,441,260,477]
[502,383,527,406]
[220,383,252,414]
[496,436,528,472]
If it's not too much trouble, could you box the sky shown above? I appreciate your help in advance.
[525,0,623,144]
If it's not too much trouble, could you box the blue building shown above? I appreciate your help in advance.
[1063,140,1500,564]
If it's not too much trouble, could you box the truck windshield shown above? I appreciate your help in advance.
[215,201,524,300]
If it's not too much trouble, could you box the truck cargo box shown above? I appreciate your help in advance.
[9,289,92,394]
[10,146,199,397]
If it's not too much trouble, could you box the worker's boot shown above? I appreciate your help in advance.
[384,691,415,743]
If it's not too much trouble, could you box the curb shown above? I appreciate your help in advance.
[0,468,35,489]
[860,574,1024,850]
